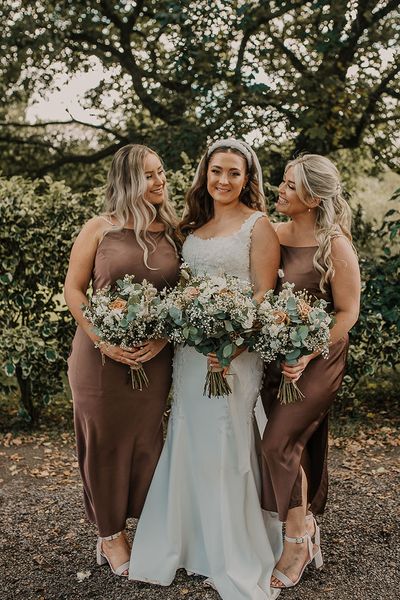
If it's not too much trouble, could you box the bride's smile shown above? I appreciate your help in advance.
[207,152,248,205]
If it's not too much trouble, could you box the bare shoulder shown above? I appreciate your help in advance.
[78,216,110,241]
[331,235,358,262]
[252,214,280,246]
[252,212,271,228]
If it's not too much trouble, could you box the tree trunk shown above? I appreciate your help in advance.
[16,366,38,425]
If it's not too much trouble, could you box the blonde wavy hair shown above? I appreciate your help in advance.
[103,144,178,268]
[287,153,355,292]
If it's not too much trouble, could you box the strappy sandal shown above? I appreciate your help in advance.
[96,531,130,577]
[271,527,323,589]
[306,512,321,546]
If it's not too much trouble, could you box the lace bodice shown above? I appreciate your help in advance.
[182,211,266,282]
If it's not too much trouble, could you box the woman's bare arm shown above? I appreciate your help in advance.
[64,218,140,367]
[250,217,281,302]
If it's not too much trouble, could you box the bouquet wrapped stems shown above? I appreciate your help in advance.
[203,366,232,398]
[248,282,333,406]
[277,374,305,405]
[130,363,149,391]
[158,264,257,399]
[83,275,165,392]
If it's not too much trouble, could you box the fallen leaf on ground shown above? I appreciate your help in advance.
[77,570,91,582]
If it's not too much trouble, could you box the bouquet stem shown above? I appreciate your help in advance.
[130,364,149,391]
[203,366,232,398]
[277,375,305,405]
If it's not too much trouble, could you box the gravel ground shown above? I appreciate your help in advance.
[0,428,399,600]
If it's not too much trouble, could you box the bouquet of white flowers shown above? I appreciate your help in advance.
[249,282,334,404]
[158,264,257,397]
[83,275,164,390]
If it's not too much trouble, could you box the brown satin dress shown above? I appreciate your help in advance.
[68,229,180,537]
[260,245,349,521]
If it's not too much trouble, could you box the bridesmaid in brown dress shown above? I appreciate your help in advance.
[260,154,360,590]
[64,144,179,576]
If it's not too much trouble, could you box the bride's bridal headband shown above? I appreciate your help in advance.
[207,138,253,168]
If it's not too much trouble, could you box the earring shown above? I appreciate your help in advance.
[308,208,311,213]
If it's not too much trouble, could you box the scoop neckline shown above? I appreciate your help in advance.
[191,211,263,242]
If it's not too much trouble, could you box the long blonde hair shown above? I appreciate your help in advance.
[104,144,178,268]
[287,153,354,292]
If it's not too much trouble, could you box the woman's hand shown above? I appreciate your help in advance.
[98,343,141,367]
[129,339,169,363]
[281,354,315,382]
[207,346,246,371]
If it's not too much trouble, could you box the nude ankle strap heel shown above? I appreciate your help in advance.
[271,527,323,589]
[96,531,130,577]
[306,512,321,547]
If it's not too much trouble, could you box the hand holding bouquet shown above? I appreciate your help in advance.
[250,282,333,404]
[83,275,164,390]
[158,265,256,397]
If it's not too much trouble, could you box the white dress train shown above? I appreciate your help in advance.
[129,212,282,600]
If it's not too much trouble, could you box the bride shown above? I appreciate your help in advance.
[129,139,282,600]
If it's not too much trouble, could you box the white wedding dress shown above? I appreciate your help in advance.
[129,212,282,600]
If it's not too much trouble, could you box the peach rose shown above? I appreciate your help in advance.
[297,298,312,319]
[183,286,200,300]
[218,288,235,298]
[109,298,127,311]
[273,310,290,325]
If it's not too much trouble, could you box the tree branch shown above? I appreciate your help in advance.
[234,0,304,79]
[267,32,310,75]
[68,29,183,124]
[350,63,400,145]
[0,135,62,152]
[68,31,123,62]
[337,0,398,74]
[99,0,123,29]
[126,1,145,31]
[385,86,400,100]
[34,142,127,177]
[372,0,400,22]
[0,116,130,144]
[0,117,129,144]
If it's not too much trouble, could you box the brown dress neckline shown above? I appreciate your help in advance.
[280,244,318,249]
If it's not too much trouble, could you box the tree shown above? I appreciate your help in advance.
[0,0,399,186]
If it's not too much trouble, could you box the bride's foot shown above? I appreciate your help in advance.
[271,517,322,588]
[97,531,131,577]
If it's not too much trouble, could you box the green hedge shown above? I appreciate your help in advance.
[0,176,101,422]
[0,174,398,424]
[341,190,400,401]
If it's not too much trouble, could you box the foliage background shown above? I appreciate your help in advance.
[0,0,399,425]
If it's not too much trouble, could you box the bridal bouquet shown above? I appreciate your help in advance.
[250,282,333,404]
[83,275,164,390]
[158,264,256,397]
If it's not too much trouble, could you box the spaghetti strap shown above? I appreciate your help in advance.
[99,215,115,226]
[274,222,284,231]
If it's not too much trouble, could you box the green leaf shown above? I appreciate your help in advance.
[5,362,15,376]
[285,348,301,361]
[222,343,234,358]
[298,325,309,339]
[44,348,57,362]
[224,320,234,332]
[0,273,13,284]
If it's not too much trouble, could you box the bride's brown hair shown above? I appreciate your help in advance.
[177,146,265,241]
